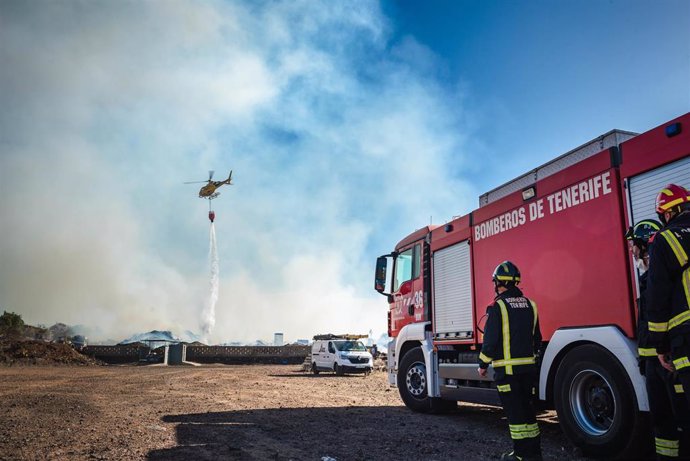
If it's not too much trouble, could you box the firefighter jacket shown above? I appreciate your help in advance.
[478,286,542,380]
[647,211,690,356]
[636,272,657,359]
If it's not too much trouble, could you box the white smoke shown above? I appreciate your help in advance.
[201,223,219,338]
[0,1,476,343]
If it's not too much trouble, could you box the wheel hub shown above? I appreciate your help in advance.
[406,362,426,397]
[588,386,611,418]
[570,369,616,436]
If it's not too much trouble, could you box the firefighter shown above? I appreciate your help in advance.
[627,219,687,460]
[647,183,690,459]
[478,261,542,461]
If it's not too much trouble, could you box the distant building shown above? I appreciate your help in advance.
[273,333,284,346]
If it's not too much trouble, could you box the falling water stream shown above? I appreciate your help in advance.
[201,222,219,337]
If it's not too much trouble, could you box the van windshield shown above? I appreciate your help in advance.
[333,340,366,352]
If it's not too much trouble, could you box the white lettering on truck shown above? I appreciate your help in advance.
[394,290,424,314]
[474,171,612,241]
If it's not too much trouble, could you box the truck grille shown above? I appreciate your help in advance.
[348,357,368,364]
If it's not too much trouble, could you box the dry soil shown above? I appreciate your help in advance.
[0,364,590,461]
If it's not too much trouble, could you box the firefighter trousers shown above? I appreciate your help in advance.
[496,373,541,458]
[666,333,690,459]
[671,334,690,409]
[645,358,689,459]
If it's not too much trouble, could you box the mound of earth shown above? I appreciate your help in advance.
[0,339,102,366]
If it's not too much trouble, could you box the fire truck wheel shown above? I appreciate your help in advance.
[397,347,431,413]
[311,362,319,375]
[554,344,642,458]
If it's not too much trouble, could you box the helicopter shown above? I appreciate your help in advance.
[184,170,233,200]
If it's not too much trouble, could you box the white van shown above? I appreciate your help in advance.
[311,337,373,375]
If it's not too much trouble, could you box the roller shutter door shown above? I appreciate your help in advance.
[433,240,473,339]
[628,157,690,224]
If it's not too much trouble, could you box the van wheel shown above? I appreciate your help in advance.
[554,344,644,458]
[397,347,431,413]
[334,363,344,376]
[311,362,319,375]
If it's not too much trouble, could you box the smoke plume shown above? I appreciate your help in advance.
[0,0,473,343]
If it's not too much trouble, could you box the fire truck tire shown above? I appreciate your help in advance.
[311,362,319,375]
[554,344,643,458]
[397,347,432,413]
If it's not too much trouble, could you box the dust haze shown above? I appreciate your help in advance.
[0,0,476,343]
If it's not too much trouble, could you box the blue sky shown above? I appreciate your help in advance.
[385,0,690,188]
[0,0,688,343]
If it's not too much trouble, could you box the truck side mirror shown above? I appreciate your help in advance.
[375,256,389,294]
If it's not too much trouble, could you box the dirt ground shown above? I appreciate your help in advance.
[0,364,591,461]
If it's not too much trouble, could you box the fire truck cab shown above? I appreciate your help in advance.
[375,113,690,457]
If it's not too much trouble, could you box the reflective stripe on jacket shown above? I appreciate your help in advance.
[479,286,542,379]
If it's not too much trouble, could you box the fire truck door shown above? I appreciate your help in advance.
[391,244,423,333]
[432,240,474,340]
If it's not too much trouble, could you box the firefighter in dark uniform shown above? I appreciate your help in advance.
[478,261,542,461]
[647,184,690,459]
[627,219,688,460]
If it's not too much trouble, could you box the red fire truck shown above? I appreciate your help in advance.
[374,113,690,457]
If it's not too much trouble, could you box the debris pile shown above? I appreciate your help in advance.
[0,339,102,366]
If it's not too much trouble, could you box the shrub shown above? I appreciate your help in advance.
[0,311,25,337]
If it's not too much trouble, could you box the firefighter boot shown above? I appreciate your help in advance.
[500,451,543,461]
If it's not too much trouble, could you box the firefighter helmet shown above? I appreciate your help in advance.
[625,219,661,248]
[492,261,521,285]
[655,183,690,215]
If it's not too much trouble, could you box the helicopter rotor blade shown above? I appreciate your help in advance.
[183,180,208,184]
[209,170,215,180]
